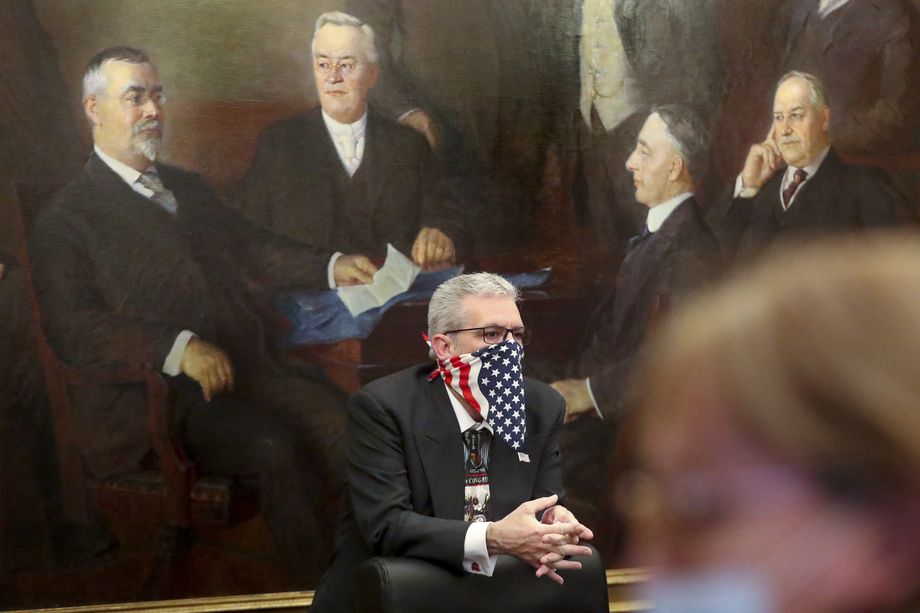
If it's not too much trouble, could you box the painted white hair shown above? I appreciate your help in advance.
[82,46,150,100]
[311,11,379,64]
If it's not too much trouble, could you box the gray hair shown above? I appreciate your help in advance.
[777,70,829,109]
[428,273,520,339]
[311,11,379,65]
[82,46,151,100]
[652,103,711,182]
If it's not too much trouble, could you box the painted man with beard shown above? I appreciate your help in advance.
[29,46,378,584]
[715,71,911,263]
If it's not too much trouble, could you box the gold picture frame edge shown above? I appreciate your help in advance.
[9,568,651,613]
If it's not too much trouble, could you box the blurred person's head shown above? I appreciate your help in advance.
[626,234,920,613]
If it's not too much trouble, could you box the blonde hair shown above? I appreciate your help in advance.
[639,233,920,500]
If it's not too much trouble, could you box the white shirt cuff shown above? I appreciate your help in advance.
[463,521,497,576]
[584,377,604,420]
[163,330,196,376]
[327,252,344,289]
[734,174,759,199]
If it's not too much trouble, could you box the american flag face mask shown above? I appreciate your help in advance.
[427,338,527,451]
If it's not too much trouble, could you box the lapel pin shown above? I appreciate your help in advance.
[517,452,530,463]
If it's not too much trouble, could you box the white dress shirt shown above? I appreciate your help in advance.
[321,110,368,284]
[445,385,498,577]
[321,109,367,178]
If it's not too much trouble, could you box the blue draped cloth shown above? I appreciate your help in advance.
[275,268,552,346]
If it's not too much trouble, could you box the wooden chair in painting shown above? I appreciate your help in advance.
[4,181,259,595]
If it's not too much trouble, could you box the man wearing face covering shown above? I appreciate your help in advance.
[311,273,595,612]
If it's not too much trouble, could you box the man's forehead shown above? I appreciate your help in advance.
[639,114,670,147]
[460,295,522,326]
[314,25,367,54]
[104,61,159,86]
[774,79,813,108]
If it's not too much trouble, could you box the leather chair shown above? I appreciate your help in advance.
[355,545,608,613]
[4,181,258,592]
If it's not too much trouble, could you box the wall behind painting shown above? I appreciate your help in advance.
[34,0,341,187]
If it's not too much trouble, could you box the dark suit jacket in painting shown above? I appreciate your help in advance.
[782,0,918,153]
[310,365,566,612]
[570,198,721,418]
[234,108,470,259]
[29,154,334,479]
[718,149,912,263]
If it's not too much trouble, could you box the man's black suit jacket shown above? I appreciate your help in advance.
[234,108,470,258]
[311,364,566,612]
[571,198,721,418]
[29,154,333,478]
[718,149,912,262]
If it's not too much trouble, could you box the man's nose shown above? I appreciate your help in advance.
[326,70,344,84]
[141,98,160,118]
[625,152,638,172]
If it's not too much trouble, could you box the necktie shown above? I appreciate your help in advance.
[627,224,652,251]
[338,131,360,176]
[782,169,808,210]
[463,427,491,522]
[137,171,178,215]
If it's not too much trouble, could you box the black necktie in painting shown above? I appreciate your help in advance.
[782,169,808,209]
[627,224,652,251]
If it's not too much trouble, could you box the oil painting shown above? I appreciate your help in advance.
[2,0,918,611]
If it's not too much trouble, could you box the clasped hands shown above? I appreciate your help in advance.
[486,494,594,585]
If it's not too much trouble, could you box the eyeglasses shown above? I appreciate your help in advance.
[122,91,166,107]
[442,326,531,346]
[314,58,360,76]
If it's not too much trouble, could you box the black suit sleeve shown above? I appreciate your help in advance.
[30,210,181,369]
[181,173,334,292]
[414,134,473,256]
[529,385,567,504]
[346,389,470,571]
[231,126,280,229]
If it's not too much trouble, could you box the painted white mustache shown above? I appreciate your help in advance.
[779,136,801,146]
[134,120,161,136]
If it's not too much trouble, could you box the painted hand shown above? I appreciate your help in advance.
[411,227,456,267]
[334,254,378,286]
[180,337,235,401]
[550,379,597,423]
[400,109,441,150]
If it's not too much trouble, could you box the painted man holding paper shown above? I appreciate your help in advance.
[235,11,470,266]
[29,46,374,584]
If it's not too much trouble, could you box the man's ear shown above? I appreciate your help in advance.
[83,95,102,128]
[821,105,831,132]
[430,333,455,361]
[367,63,379,89]
[669,155,684,182]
